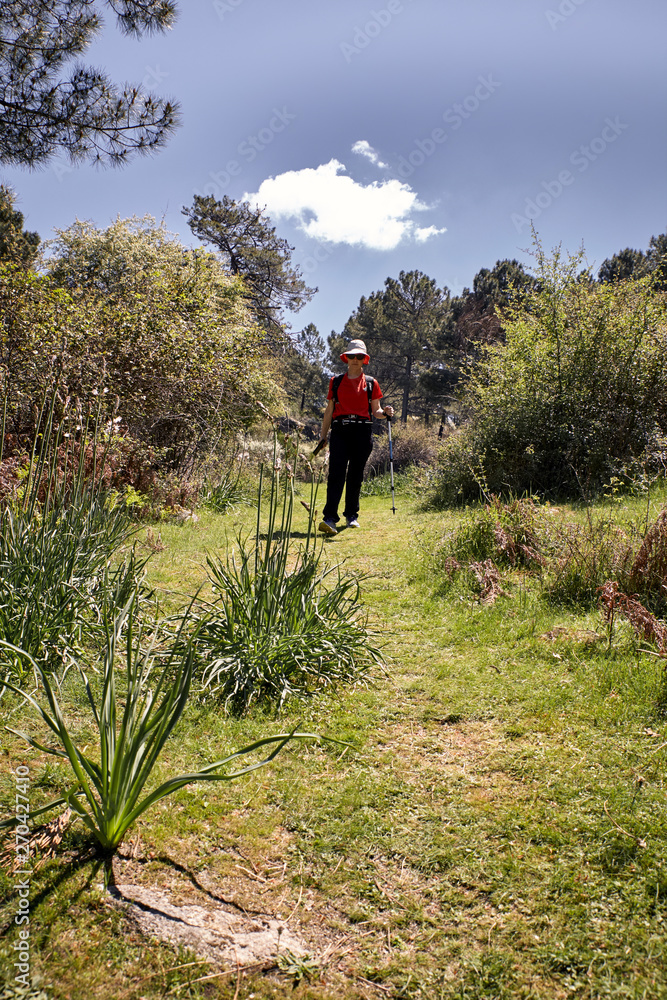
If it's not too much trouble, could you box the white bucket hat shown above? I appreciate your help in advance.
[340,338,370,364]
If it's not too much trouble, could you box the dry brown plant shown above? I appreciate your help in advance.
[440,556,461,579]
[0,808,72,873]
[470,559,508,605]
[626,507,667,599]
[598,580,667,654]
[492,521,544,568]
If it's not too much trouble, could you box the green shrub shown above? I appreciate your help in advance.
[0,503,145,684]
[0,402,148,686]
[433,495,545,578]
[1,219,287,476]
[426,428,483,507]
[429,239,667,504]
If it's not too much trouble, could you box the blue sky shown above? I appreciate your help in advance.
[2,0,666,340]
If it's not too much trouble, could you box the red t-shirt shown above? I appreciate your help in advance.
[328,373,383,420]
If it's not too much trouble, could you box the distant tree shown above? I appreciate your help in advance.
[0,1,180,168]
[450,259,537,353]
[0,186,39,264]
[281,323,328,414]
[331,291,386,380]
[182,195,316,339]
[381,271,453,423]
[646,233,667,291]
[334,271,453,423]
[598,247,647,284]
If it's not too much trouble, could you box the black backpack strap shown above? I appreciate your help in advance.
[331,373,345,405]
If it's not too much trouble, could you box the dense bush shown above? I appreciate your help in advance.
[430,242,667,505]
[1,218,286,475]
[368,420,443,476]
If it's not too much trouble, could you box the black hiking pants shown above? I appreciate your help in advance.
[322,421,373,524]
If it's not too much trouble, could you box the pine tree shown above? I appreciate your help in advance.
[0,1,180,167]
[183,195,316,338]
[598,247,647,283]
[333,272,452,423]
[0,186,39,263]
[646,233,667,291]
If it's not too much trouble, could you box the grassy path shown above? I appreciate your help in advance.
[1,491,667,999]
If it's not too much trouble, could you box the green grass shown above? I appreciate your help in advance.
[2,487,667,998]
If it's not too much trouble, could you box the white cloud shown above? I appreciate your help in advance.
[351,139,388,169]
[414,225,442,242]
[244,159,446,251]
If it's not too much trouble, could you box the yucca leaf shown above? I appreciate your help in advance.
[4,727,68,758]
[0,795,73,829]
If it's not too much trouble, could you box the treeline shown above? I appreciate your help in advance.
[298,234,666,428]
[2,179,666,505]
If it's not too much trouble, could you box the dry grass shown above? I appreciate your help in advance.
[626,507,667,602]
[599,580,667,653]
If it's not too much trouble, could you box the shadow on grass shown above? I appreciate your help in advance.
[595,836,643,873]
[112,851,268,915]
[1,830,105,943]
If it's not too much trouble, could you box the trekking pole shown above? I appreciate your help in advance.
[386,414,396,515]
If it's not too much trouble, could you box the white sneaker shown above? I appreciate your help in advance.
[318,519,337,536]
[346,517,360,528]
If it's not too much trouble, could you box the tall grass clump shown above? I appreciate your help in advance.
[0,592,328,853]
[0,386,148,687]
[199,439,253,512]
[200,469,252,513]
[186,438,382,714]
[541,512,633,607]
[432,495,545,578]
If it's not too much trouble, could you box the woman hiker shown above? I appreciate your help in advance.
[317,338,394,536]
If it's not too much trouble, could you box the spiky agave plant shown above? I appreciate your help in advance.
[0,591,332,852]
